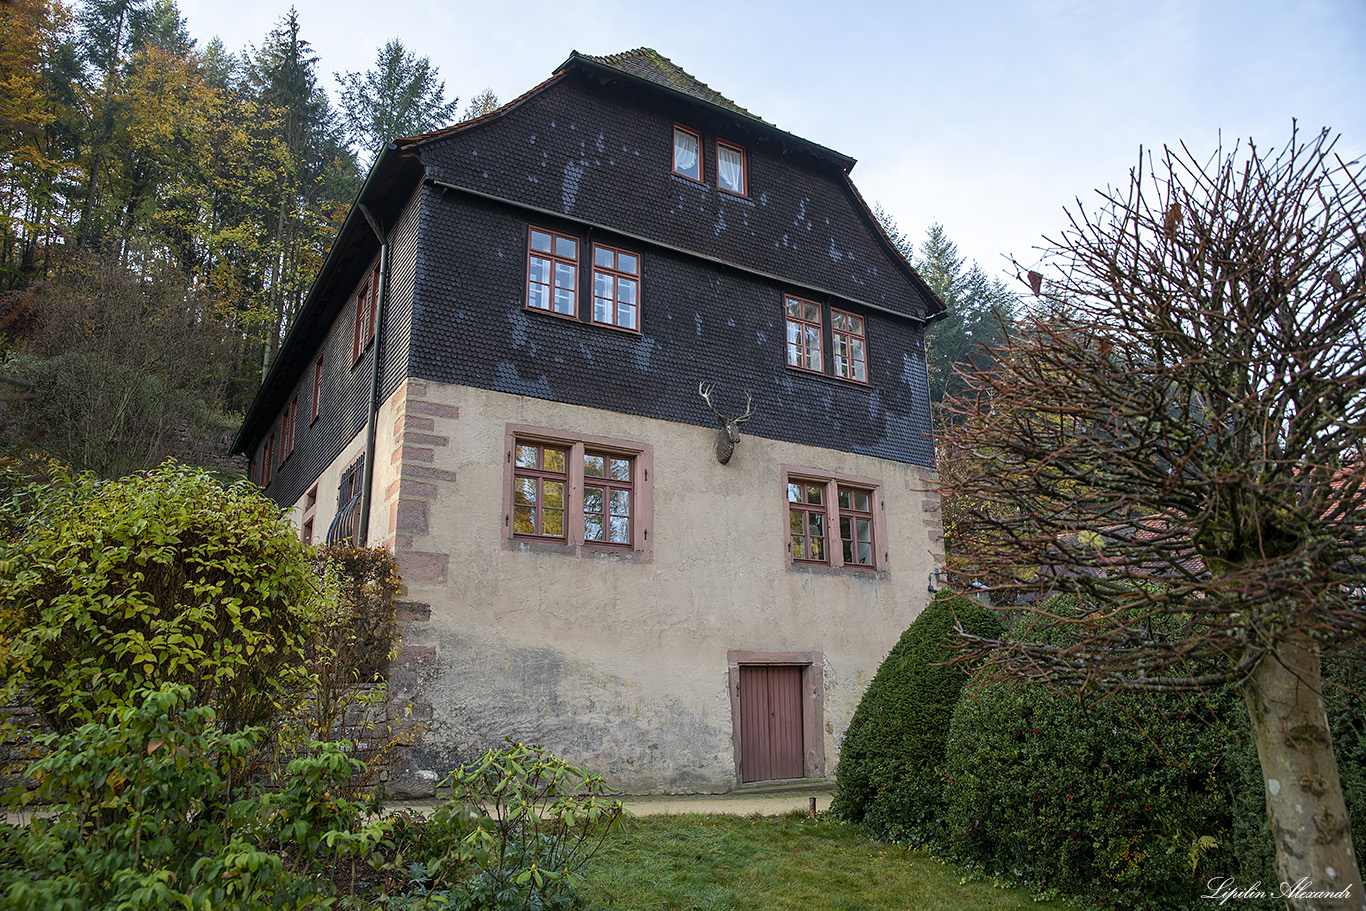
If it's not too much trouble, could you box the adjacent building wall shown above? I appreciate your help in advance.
[373,379,941,795]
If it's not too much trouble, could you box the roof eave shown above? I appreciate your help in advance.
[232,143,413,455]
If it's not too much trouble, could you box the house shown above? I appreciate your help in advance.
[233,49,947,796]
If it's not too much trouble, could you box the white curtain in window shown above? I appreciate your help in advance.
[674,130,698,175]
[718,145,743,191]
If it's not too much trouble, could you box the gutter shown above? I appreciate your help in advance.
[356,203,388,546]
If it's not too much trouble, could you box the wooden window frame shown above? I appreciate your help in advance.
[787,480,829,565]
[310,352,323,424]
[301,484,318,545]
[351,263,379,363]
[784,294,824,374]
[502,425,653,559]
[726,651,825,783]
[511,442,570,540]
[836,485,877,569]
[781,466,888,572]
[591,243,642,333]
[716,139,747,196]
[581,450,635,548]
[831,308,869,384]
[672,124,703,182]
[281,395,298,462]
[262,432,275,486]
[526,226,580,319]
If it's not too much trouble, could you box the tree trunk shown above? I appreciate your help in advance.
[1241,634,1363,910]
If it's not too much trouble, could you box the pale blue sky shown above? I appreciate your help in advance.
[179,0,1365,283]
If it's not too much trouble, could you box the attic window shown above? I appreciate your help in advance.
[673,125,702,181]
[717,140,746,195]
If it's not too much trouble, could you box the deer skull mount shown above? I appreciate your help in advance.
[698,383,754,465]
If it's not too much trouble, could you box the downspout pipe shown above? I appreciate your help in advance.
[357,203,388,546]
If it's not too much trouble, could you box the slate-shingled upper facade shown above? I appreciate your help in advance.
[235,49,946,796]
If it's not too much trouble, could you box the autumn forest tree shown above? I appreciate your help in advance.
[0,1,473,475]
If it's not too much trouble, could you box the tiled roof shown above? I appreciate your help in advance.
[578,48,768,124]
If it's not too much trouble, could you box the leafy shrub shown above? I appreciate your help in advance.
[0,685,321,910]
[396,741,627,910]
[831,590,1001,841]
[261,545,405,797]
[938,607,1276,910]
[0,462,316,733]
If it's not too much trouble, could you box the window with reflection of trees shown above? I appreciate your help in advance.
[583,452,633,545]
[513,443,567,538]
[787,475,880,570]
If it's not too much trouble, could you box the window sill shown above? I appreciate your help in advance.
[507,537,651,563]
[785,365,873,390]
[589,319,643,335]
[524,304,583,324]
[670,174,709,191]
[787,562,888,580]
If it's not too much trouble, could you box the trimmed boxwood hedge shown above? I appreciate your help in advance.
[834,592,1365,911]
[831,590,1001,841]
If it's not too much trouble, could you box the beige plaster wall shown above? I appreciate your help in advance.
[378,379,943,795]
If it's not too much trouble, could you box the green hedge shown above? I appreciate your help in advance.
[831,590,1001,841]
[938,605,1303,911]
[0,462,316,733]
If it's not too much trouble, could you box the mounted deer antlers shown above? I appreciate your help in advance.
[699,383,754,465]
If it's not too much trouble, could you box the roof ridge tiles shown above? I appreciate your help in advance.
[580,47,767,123]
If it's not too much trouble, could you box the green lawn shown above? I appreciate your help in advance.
[577,812,1071,911]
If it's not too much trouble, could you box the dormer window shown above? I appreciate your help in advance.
[717,140,746,195]
[673,125,702,181]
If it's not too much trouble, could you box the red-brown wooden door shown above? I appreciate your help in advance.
[738,665,804,782]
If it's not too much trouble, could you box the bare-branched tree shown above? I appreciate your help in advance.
[941,126,1366,909]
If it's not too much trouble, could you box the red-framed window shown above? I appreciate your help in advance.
[527,227,578,317]
[717,140,747,195]
[513,442,568,539]
[837,486,875,567]
[788,481,827,563]
[673,125,702,181]
[310,353,323,423]
[351,262,379,362]
[783,468,887,571]
[831,309,867,383]
[592,244,640,331]
[784,295,823,373]
[504,426,654,557]
[582,451,633,546]
[281,395,298,462]
[262,433,275,485]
